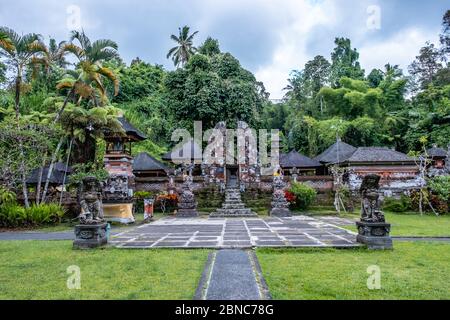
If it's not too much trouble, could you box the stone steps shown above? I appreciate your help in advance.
[210,187,258,217]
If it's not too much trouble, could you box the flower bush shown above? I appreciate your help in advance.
[288,181,317,210]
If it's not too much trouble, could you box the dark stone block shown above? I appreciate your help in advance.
[176,209,199,217]
[73,223,108,249]
[356,221,393,250]
[270,208,292,217]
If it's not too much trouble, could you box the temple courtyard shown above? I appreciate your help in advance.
[111,216,359,249]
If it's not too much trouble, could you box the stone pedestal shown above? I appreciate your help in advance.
[73,223,109,249]
[270,207,292,217]
[356,221,393,250]
[269,188,292,218]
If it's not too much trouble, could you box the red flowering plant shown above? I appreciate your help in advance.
[284,190,297,204]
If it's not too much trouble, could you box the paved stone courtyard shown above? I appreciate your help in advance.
[111,216,360,249]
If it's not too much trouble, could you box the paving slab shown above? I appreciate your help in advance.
[112,216,361,249]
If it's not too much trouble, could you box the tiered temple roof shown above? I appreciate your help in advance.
[314,140,357,164]
[280,150,321,168]
[133,152,168,173]
[343,147,415,164]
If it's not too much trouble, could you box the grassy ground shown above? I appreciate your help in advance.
[341,212,450,237]
[257,242,450,300]
[0,241,208,300]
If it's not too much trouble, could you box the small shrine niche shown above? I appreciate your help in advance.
[103,117,147,177]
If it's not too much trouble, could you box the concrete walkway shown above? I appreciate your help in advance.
[195,249,271,300]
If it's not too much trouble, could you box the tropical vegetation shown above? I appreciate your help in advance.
[0,10,449,217]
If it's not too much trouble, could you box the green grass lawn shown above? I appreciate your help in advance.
[342,212,450,237]
[257,242,450,300]
[0,241,208,300]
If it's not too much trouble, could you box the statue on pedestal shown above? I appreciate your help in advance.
[73,176,108,249]
[270,170,292,217]
[78,176,104,224]
[356,174,392,250]
[176,165,199,217]
[360,175,385,223]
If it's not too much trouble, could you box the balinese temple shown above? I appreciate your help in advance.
[314,139,421,196]
[340,147,420,196]
[103,117,147,177]
[426,145,449,177]
[133,152,170,192]
[280,150,322,176]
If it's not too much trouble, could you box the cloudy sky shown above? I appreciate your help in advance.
[0,0,447,98]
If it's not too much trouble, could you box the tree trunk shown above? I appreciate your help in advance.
[41,137,64,204]
[59,137,74,206]
[15,69,30,208]
[35,155,46,204]
[53,87,75,124]
[14,75,21,121]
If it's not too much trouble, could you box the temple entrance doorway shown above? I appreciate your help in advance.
[226,166,239,188]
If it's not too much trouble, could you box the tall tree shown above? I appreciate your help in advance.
[167,26,198,68]
[198,37,221,56]
[304,55,331,95]
[0,27,49,120]
[408,42,443,90]
[0,27,49,208]
[56,30,120,121]
[330,38,365,87]
[440,10,450,58]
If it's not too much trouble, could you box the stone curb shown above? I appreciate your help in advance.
[248,250,272,300]
[194,251,216,300]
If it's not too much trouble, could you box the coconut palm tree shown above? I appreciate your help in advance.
[167,26,198,68]
[0,27,49,120]
[55,30,120,122]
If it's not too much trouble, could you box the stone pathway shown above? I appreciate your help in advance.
[111,216,360,249]
[194,250,271,300]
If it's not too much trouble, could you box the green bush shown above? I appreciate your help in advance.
[383,195,412,213]
[428,176,450,203]
[0,203,65,228]
[0,187,16,205]
[288,182,317,210]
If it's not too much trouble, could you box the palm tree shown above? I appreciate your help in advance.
[167,26,198,68]
[0,27,49,208]
[40,31,120,203]
[0,27,49,120]
[55,30,120,122]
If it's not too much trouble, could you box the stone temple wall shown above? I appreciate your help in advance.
[347,166,422,197]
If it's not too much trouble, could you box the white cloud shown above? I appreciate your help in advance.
[359,28,440,74]
[254,0,338,99]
